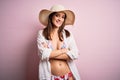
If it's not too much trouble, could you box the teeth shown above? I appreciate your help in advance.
[56,20,59,22]
[56,21,60,24]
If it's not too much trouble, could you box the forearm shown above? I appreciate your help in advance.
[49,48,69,60]
[49,49,62,58]
[53,53,71,60]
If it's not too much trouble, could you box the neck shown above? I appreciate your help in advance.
[52,27,59,35]
[50,28,59,40]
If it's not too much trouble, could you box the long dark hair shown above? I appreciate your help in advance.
[43,12,70,41]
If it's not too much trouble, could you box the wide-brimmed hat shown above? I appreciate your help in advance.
[39,5,75,26]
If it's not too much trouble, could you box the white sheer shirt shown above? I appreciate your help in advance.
[37,30,81,80]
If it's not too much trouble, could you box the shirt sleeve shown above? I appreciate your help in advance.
[66,32,79,60]
[37,30,52,61]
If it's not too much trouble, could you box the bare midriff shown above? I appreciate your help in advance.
[49,59,70,76]
[49,40,74,79]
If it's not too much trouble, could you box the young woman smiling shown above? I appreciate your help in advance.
[37,5,81,80]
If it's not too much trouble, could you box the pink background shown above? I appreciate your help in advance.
[0,0,120,80]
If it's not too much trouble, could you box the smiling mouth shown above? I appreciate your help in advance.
[56,20,62,25]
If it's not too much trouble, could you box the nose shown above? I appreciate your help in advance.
[58,17,63,21]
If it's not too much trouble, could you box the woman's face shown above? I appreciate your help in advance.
[52,12,65,28]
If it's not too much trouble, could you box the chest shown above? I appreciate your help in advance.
[48,32,67,50]
[50,39,64,50]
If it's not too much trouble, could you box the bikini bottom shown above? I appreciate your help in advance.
[51,72,73,80]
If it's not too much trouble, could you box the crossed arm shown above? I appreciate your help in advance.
[37,30,78,61]
[50,49,71,60]
[42,42,71,60]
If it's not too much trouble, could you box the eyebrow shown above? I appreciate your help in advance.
[56,12,65,16]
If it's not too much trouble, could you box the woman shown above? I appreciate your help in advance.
[37,5,80,80]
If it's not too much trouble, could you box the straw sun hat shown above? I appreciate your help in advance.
[39,5,75,26]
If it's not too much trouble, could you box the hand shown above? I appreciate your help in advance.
[41,42,48,48]
[61,48,68,54]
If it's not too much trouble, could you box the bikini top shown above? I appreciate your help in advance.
[47,30,67,50]
[47,40,66,50]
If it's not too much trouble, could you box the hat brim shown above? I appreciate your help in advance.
[39,9,75,26]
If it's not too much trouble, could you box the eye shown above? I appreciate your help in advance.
[62,15,65,19]
[55,14,59,17]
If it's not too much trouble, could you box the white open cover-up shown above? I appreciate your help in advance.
[37,30,81,80]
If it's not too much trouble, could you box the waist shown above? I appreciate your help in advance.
[49,59,71,76]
